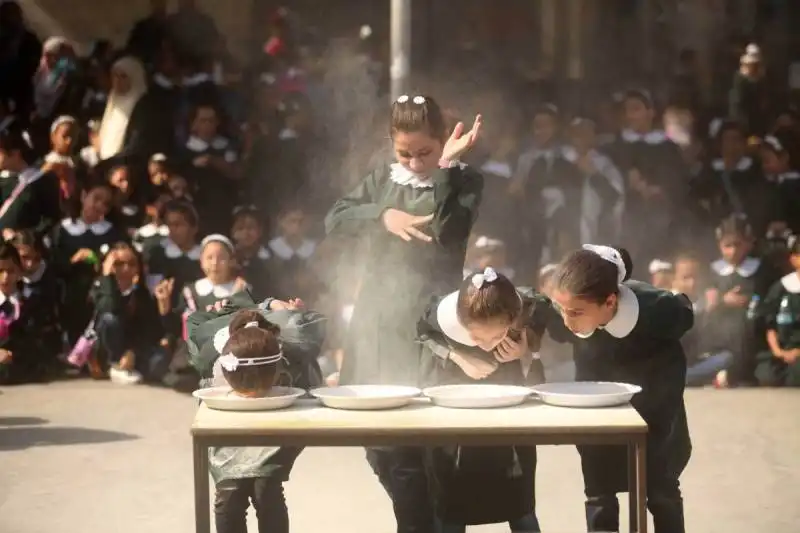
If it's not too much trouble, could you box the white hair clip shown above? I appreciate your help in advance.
[244,321,258,329]
[396,95,409,103]
[412,96,426,105]
[648,259,673,275]
[471,267,498,289]
[582,244,627,284]
[219,351,284,372]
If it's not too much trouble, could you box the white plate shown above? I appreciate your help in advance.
[423,384,533,409]
[530,382,642,408]
[310,385,421,410]
[192,386,306,411]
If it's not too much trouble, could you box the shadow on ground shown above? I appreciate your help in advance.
[0,416,49,427]
[0,426,138,451]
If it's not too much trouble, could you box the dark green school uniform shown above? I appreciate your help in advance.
[755,272,800,387]
[416,288,544,526]
[538,281,694,533]
[0,168,61,240]
[237,246,280,302]
[21,261,62,358]
[324,162,483,387]
[174,278,252,339]
[0,288,60,384]
[185,291,327,483]
[143,238,203,335]
[50,218,128,344]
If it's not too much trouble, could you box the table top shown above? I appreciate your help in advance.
[192,399,647,446]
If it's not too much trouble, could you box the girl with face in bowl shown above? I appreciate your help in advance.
[543,244,694,533]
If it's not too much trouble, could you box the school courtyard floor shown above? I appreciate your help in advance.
[0,381,798,533]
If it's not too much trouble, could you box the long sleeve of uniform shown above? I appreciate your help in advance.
[430,165,484,249]
[90,275,125,316]
[761,280,785,330]
[324,168,386,234]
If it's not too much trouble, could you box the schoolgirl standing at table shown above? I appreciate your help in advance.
[542,245,694,533]
[325,94,483,533]
[417,268,544,532]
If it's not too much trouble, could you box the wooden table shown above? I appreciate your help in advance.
[191,399,648,533]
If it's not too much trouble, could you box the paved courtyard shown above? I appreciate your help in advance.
[1,381,798,533]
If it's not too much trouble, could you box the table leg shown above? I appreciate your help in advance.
[628,443,638,532]
[193,438,211,533]
[634,438,648,533]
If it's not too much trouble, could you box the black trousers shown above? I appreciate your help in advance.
[366,447,437,533]
[215,477,288,533]
[585,479,685,533]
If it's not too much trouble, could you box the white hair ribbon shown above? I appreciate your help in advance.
[582,244,626,284]
[244,321,258,329]
[471,266,498,289]
[219,351,284,372]
[396,95,409,103]
[412,96,426,104]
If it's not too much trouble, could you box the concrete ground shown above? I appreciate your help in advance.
[0,381,798,533]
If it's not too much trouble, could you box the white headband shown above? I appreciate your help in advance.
[201,233,235,254]
[648,259,673,275]
[50,115,76,134]
[582,244,627,284]
[471,266,498,289]
[474,236,504,249]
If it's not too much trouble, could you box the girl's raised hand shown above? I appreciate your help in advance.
[101,250,117,277]
[442,114,482,162]
[154,278,175,302]
[382,209,434,242]
[494,329,529,363]
[70,248,95,264]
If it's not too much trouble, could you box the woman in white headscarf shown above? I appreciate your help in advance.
[97,56,149,160]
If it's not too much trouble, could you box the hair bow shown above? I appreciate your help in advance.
[471,267,498,289]
[219,353,240,372]
[582,244,626,284]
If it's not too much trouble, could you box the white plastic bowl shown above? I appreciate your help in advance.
[192,386,306,411]
[530,382,642,408]
[423,384,533,409]
[310,385,421,410]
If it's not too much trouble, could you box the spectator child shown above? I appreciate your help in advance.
[231,205,277,301]
[91,241,169,384]
[755,236,800,387]
[41,115,78,201]
[649,259,674,290]
[268,204,316,280]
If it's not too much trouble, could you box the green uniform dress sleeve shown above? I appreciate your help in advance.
[761,280,784,330]
[429,165,484,249]
[90,275,125,316]
[324,167,386,235]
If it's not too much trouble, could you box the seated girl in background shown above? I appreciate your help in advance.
[705,215,779,386]
[755,236,800,387]
[186,297,326,533]
[90,242,169,385]
[649,258,674,290]
[417,267,543,532]
[12,230,62,364]
[543,245,693,533]
[230,205,278,301]
[0,242,59,384]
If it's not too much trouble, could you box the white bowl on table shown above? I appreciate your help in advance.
[423,384,533,409]
[310,385,421,410]
[192,386,306,411]
[530,382,642,408]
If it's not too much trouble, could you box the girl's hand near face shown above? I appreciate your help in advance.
[0,348,12,364]
[442,114,482,162]
[450,350,498,380]
[382,209,434,242]
[154,278,175,315]
[494,329,530,363]
[2,228,15,241]
[101,250,117,277]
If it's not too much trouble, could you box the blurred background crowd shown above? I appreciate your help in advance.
[1,0,799,389]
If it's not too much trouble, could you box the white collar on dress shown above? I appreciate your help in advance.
[268,237,316,260]
[44,152,75,167]
[389,162,434,189]
[136,223,169,239]
[777,171,800,184]
[620,129,669,144]
[600,284,640,338]
[0,291,21,315]
[711,157,753,172]
[152,73,175,89]
[121,204,139,216]
[183,72,212,87]
[711,257,761,278]
[195,278,243,298]
[186,135,229,153]
[61,218,112,236]
[161,238,202,260]
[436,290,477,347]
[781,272,800,294]
[23,261,47,284]
[479,160,513,179]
